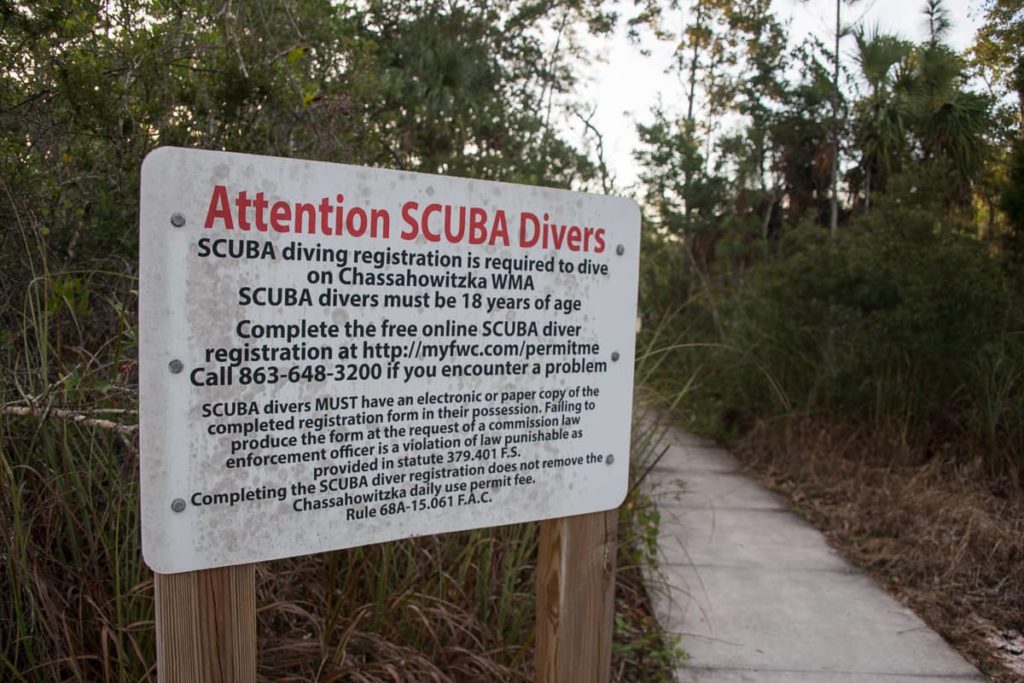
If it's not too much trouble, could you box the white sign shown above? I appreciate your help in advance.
[139,147,640,573]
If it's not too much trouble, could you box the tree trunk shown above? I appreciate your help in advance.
[830,0,840,237]
[865,166,871,215]
[686,0,706,125]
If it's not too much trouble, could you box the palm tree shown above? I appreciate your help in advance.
[850,1,992,210]
[852,28,913,210]
[905,20,992,204]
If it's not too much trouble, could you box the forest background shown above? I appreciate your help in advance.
[1,0,1023,681]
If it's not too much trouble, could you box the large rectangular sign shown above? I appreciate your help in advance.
[139,147,640,573]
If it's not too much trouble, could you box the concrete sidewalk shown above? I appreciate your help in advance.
[647,425,985,683]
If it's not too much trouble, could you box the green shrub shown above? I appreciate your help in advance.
[651,175,1024,483]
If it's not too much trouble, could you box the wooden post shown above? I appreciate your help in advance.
[536,509,618,683]
[154,564,257,683]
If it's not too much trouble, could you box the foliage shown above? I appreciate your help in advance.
[722,181,1009,424]
[635,0,1024,487]
[1001,137,1024,257]
[641,161,1024,484]
[0,1,684,680]
[973,0,1024,101]
[0,0,610,267]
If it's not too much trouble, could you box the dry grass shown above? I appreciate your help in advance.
[1,408,682,682]
[252,532,537,681]
[1,409,681,682]
[734,418,1024,682]
[0,265,683,681]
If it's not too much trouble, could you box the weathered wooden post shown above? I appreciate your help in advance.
[536,510,618,683]
[154,566,256,682]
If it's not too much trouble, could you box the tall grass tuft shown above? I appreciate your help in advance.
[968,337,1024,486]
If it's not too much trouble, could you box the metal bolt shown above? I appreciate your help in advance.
[171,498,186,512]
[170,212,186,227]
[611,351,620,362]
[168,359,184,374]
[616,244,625,256]
[606,454,615,465]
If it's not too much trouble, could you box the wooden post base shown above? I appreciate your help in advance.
[154,564,257,683]
[536,509,618,683]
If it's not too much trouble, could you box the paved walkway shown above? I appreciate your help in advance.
[646,425,985,683]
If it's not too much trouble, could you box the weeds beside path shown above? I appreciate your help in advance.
[732,420,1024,683]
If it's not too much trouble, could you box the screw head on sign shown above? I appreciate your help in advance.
[616,244,624,256]
[170,212,186,227]
[171,498,186,513]
[606,454,615,465]
[611,351,620,362]
[168,359,184,374]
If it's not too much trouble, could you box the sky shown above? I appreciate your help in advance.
[570,0,986,192]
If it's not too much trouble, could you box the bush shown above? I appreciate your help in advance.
[669,179,1023,482]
